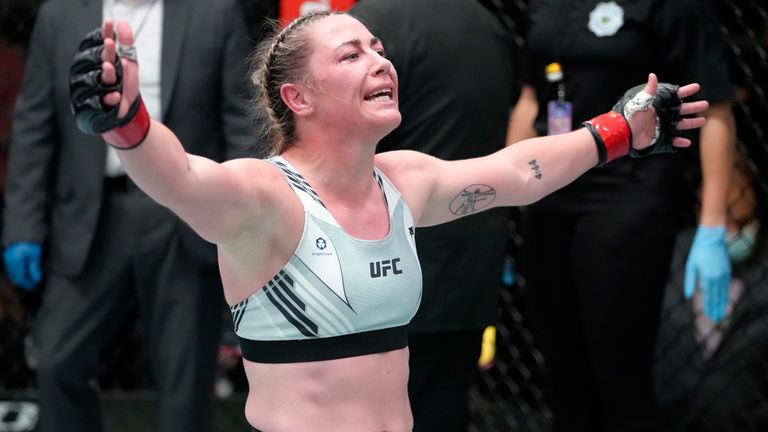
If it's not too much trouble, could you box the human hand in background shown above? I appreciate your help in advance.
[684,225,731,323]
[3,242,43,291]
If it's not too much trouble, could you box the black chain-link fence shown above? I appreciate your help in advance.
[1,0,767,431]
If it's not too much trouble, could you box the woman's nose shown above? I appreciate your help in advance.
[373,56,391,76]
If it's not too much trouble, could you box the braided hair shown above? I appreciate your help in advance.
[248,11,342,157]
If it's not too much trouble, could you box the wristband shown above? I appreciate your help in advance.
[102,97,150,149]
[582,112,631,166]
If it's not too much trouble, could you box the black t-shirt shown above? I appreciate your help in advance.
[350,0,518,331]
[524,0,732,132]
[522,0,733,182]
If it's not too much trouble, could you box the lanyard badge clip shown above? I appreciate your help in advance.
[545,62,573,135]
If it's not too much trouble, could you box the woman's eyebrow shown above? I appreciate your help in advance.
[334,37,382,52]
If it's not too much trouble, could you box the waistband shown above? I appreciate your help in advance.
[238,325,409,363]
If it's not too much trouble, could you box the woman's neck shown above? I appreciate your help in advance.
[281,137,378,202]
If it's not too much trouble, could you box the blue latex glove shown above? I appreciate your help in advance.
[3,242,43,291]
[684,226,731,322]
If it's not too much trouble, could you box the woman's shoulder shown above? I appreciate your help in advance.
[219,157,295,205]
[375,150,440,213]
[223,156,283,176]
[375,149,437,174]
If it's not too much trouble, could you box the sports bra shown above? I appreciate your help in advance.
[231,156,422,363]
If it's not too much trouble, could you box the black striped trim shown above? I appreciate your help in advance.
[273,160,327,208]
[238,325,409,363]
[264,271,319,337]
[374,171,389,211]
[230,298,250,333]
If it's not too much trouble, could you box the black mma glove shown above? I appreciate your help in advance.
[69,27,149,149]
[616,82,681,158]
[584,82,682,166]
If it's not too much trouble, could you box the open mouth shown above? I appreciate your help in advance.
[364,88,393,102]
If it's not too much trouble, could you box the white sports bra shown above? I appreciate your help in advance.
[231,156,422,363]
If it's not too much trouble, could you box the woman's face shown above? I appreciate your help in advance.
[301,14,401,137]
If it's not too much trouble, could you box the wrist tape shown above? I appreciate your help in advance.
[102,97,150,150]
[583,112,631,166]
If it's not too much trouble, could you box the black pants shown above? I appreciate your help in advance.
[408,329,484,432]
[521,167,680,432]
[34,188,222,432]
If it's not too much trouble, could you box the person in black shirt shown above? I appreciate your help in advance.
[349,0,517,430]
[507,0,736,430]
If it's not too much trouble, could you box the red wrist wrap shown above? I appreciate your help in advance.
[583,112,631,166]
[102,98,150,150]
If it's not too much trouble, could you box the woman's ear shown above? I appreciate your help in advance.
[280,83,314,116]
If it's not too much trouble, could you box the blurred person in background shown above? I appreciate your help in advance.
[348,0,517,430]
[655,148,768,431]
[0,0,41,407]
[1,0,255,431]
[1,0,41,213]
[507,0,736,430]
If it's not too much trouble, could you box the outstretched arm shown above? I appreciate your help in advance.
[683,100,736,323]
[383,74,708,227]
[71,20,268,243]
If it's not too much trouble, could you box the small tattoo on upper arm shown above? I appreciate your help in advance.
[449,184,496,216]
[529,159,542,179]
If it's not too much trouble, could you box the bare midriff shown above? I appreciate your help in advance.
[243,347,413,432]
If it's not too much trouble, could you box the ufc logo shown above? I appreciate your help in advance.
[370,258,402,278]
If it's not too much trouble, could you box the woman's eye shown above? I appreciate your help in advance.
[376,50,387,58]
[343,52,359,61]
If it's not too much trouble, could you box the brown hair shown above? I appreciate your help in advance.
[248,11,342,157]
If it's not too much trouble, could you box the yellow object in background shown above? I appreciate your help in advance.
[545,62,564,82]
[478,326,496,370]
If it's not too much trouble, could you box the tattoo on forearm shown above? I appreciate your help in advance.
[529,159,542,179]
[449,184,496,215]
